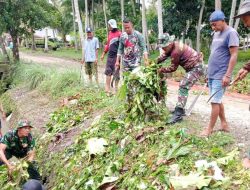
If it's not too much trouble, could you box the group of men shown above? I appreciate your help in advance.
[81,1,250,166]
[0,1,249,189]
[82,18,149,95]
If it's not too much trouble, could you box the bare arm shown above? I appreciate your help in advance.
[115,54,122,69]
[222,46,238,87]
[95,49,99,65]
[27,150,35,162]
[115,39,123,69]
[0,143,13,170]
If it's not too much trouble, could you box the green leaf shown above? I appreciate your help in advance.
[86,138,108,155]
[170,173,212,189]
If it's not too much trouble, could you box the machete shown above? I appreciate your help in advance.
[111,68,120,88]
[207,77,240,103]
[186,83,207,116]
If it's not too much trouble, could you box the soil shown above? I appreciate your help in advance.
[7,52,249,157]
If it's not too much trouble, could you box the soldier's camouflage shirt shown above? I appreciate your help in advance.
[0,129,35,157]
[117,30,147,71]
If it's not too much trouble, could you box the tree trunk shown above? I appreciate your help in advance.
[243,37,246,51]
[215,0,221,10]
[85,0,89,29]
[25,38,29,49]
[121,0,124,32]
[91,0,94,28]
[44,28,49,53]
[131,0,136,17]
[229,0,237,27]
[196,0,205,53]
[103,0,108,34]
[157,0,163,53]
[141,0,150,53]
[234,0,243,30]
[71,0,79,51]
[74,0,85,61]
[31,32,36,51]
[11,33,19,62]
[0,36,10,62]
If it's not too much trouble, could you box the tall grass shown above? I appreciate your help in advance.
[12,62,84,98]
[40,70,83,97]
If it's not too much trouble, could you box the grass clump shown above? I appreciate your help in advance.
[39,70,82,98]
[12,62,84,98]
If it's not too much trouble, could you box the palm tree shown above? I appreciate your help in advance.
[44,27,49,53]
[85,0,89,29]
[71,0,79,51]
[131,0,136,17]
[229,0,237,27]
[103,0,108,34]
[74,0,85,61]
[234,0,243,30]
[196,0,205,53]
[215,0,221,10]
[142,0,150,53]
[121,0,124,32]
[157,0,163,53]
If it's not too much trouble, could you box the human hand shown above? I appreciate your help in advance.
[237,68,248,80]
[115,61,120,69]
[100,54,104,61]
[222,76,230,87]
[7,164,15,175]
[157,68,164,74]
[80,60,85,65]
[95,60,98,65]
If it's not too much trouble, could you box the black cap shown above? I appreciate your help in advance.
[22,180,45,190]
[86,27,92,33]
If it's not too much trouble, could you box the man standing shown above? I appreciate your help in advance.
[157,33,205,124]
[82,27,99,84]
[115,19,148,72]
[232,0,250,169]
[0,120,41,180]
[101,19,121,95]
[201,10,239,137]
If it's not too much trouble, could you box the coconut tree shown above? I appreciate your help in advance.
[44,27,49,53]
[85,0,89,29]
[71,0,79,51]
[229,0,237,27]
[103,0,108,34]
[121,0,124,31]
[234,0,243,30]
[142,0,150,52]
[215,0,221,10]
[196,0,205,53]
[157,0,163,54]
[74,0,85,61]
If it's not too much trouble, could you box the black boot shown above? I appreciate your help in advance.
[167,107,185,124]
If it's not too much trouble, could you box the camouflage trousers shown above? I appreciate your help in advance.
[176,63,206,109]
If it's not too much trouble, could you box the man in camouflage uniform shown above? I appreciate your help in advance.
[0,120,41,180]
[232,0,250,169]
[115,18,148,71]
[157,33,206,124]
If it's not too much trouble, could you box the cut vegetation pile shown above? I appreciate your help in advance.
[120,63,168,123]
[0,62,250,190]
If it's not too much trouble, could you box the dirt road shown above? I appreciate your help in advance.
[19,52,250,151]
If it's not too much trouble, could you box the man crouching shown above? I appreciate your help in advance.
[0,120,41,180]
